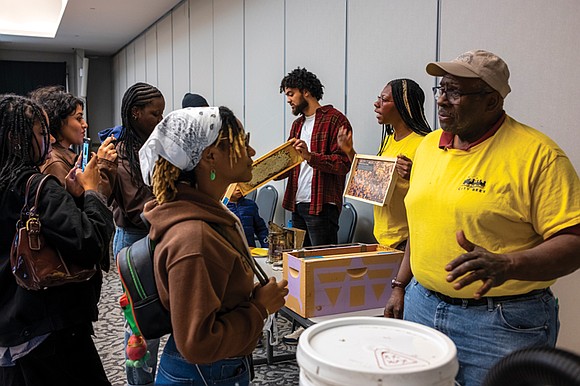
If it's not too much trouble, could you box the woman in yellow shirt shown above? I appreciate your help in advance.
[338,78,431,250]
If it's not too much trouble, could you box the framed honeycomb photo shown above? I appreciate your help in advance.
[343,154,398,206]
[237,140,303,195]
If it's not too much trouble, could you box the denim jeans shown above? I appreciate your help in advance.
[155,335,251,386]
[292,203,339,247]
[113,226,160,386]
[404,278,559,386]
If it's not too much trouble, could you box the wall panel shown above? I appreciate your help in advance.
[172,1,190,110]
[112,53,121,125]
[285,0,346,116]
[118,49,127,115]
[125,42,136,87]
[245,0,286,224]
[145,26,158,88]
[213,0,244,118]
[134,35,146,83]
[157,14,174,113]
[188,0,214,104]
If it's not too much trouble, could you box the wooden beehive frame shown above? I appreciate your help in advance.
[237,140,303,195]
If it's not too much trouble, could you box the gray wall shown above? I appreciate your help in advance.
[111,0,580,351]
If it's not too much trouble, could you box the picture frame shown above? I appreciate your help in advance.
[343,154,398,206]
[237,140,303,195]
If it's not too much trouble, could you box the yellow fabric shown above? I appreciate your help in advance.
[250,247,269,257]
[373,132,425,248]
[406,115,580,297]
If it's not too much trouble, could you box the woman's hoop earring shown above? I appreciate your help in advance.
[210,169,216,181]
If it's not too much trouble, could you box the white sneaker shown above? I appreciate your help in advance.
[282,326,305,345]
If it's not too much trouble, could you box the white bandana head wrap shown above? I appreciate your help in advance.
[139,107,221,185]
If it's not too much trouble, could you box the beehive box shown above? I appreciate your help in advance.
[283,244,403,318]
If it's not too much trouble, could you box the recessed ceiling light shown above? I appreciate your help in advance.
[0,0,69,38]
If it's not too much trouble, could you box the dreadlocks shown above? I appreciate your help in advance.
[214,106,246,168]
[377,78,431,155]
[0,95,50,191]
[29,85,84,142]
[279,67,325,101]
[118,82,164,184]
[151,106,246,204]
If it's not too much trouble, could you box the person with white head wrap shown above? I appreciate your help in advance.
[139,107,221,185]
[139,106,288,385]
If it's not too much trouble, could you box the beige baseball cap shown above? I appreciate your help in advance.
[426,50,511,98]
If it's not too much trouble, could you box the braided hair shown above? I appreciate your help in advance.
[118,82,164,184]
[0,95,50,191]
[151,106,246,204]
[377,78,431,155]
[279,67,325,101]
[28,85,84,143]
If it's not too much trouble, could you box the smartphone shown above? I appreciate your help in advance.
[81,138,91,171]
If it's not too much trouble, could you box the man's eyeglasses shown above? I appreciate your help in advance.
[244,132,250,147]
[432,86,494,104]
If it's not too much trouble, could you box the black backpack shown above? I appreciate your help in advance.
[116,222,268,340]
[116,235,171,339]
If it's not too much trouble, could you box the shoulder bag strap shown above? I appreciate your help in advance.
[29,174,56,217]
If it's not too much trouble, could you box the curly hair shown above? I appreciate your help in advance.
[377,78,432,155]
[279,67,325,101]
[0,94,50,190]
[29,85,84,142]
[118,82,164,184]
[151,106,246,204]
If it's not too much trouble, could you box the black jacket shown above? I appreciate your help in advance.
[0,171,114,346]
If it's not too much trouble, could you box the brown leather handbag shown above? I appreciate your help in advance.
[10,173,96,290]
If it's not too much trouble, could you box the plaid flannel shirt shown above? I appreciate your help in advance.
[282,105,352,215]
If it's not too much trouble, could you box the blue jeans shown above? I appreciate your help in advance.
[114,226,160,386]
[155,335,251,385]
[292,203,339,247]
[404,278,559,386]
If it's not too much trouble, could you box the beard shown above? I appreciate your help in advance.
[291,98,309,116]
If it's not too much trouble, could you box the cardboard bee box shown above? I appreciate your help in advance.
[283,244,403,318]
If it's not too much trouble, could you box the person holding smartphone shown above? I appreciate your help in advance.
[29,86,117,197]
[0,94,115,386]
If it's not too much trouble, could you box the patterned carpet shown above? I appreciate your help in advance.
[94,260,300,386]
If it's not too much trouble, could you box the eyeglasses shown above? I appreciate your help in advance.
[376,95,393,105]
[432,86,494,104]
[244,132,250,147]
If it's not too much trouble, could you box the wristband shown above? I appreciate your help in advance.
[391,278,406,289]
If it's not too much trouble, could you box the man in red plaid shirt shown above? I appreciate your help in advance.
[278,67,352,246]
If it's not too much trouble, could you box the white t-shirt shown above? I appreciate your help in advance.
[295,114,315,203]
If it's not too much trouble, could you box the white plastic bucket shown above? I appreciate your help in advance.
[296,317,458,386]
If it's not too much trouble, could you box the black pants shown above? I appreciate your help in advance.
[0,324,110,386]
[292,203,340,247]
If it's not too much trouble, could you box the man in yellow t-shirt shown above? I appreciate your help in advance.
[385,50,580,386]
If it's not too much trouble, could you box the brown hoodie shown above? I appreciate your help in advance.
[143,184,268,364]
